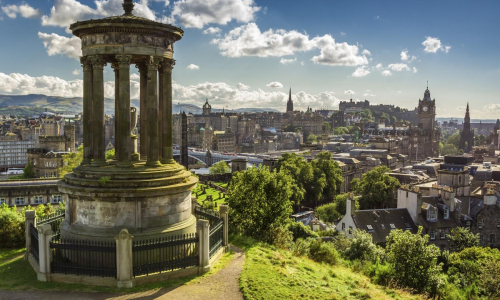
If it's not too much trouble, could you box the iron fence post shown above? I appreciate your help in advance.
[115,229,134,288]
[24,210,36,260]
[37,224,52,282]
[219,205,229,249]
[197,219,210,273]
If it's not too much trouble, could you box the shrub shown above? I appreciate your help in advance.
[263,224,293,250]
[367,262,393,286]
[0,204,25,248]
[291,238,312,257]
[288,222,318,241]
[308,239,339,265]
[345,229,379,262]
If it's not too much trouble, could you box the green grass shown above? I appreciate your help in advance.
[230,236,423,300]
[214,182,228,189]
[192,184,227,208]
[0,248,234,293]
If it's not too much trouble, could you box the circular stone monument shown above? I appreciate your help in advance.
[58,0,198,241]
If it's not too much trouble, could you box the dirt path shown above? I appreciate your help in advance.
[0,245,245,300]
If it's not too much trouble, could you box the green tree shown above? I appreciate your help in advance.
[311,152,343,201]
[346,229,379,261]
[283,124,296,132]
[226,166,294,242]
[22,162,36,179]
[446,132,461,148]
[209,161,231,174]
[446,227,479,252]
[441,143,459,156]
[275,153,311,205]
[306,134,318,144]
[385,227,443,294]
[315,202,341,223]
[322,122,331,133]
[58,145,83,177]
[333,127,349,135]
[352,166,400,209]
[105,148,115,160]
[334,193,358,216]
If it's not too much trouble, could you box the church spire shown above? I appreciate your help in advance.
[286,87,293,112]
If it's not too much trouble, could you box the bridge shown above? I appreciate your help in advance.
[173,150,264,166]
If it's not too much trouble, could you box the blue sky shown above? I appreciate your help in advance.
[1,0,499,118]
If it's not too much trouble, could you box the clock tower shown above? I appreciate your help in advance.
[418,86,436,132]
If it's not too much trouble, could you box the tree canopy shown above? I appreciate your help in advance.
[58,145,83,177]
[209,161,230,174]
[274,153,311,205]
[351,166,400,209]
[446,227,479,252]
[306,134,318,144]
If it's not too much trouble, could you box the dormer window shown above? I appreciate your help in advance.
[366,225,374,232]
[479,218,484,229]
[444,207,449,220]
[427,209,437,222]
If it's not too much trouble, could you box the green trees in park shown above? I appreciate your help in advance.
[322,121,331,133]
[351,166,400,209]
[274,153,311,206]
[315,193,360,223]
[385,227,442,294]
[446,227,479,252]
[226,166,295,242]
[311,151,343,202]
[333,126,350,135]
[440,142,459,156]
[209,161,230,174]
[306,134,318,144]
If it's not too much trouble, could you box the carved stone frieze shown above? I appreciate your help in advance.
[81,32,174,50]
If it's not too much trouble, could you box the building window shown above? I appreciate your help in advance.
[366,225,374,232]
[0,198,6,205]
[440,230,446,240]
[404,223,412,230]
[51,195,63,203]
[478,218,484,229]
[490,234,495,245]
[33,196,44,204]
[427,210,437,221]
[497,220,500,228]
[342,223,345,230]
[466,221,471,230]
[444,208,449,220]
[390,223,396,230]
[430,229,436,240]
[15,197,25,205]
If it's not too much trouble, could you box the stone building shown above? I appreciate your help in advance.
[0,134,35,171]
[0,179,66,209]
[213,129,236,153]
[459,103,474,153]
[470,183,500,248]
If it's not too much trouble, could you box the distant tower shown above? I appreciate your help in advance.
[459,103,474,153]
[417,85,436,132]
[286,88,293,112]
[202,99,212,115]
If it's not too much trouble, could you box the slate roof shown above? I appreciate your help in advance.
[352,208,418,244]
[419,196,461,229]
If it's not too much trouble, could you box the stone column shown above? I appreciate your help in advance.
[112,62,120,161]
[158,66,163,159]
[161,59,175,164]
[90,55,107,166]
[115,229,133,288]
[136,63,148,159]
[116,54,133,168]
[24,210,36,260]
[81,57,93,165]
[197,219,210,273]
[37,224,52,282]
[219,205,229,248]
[145,56,163,167]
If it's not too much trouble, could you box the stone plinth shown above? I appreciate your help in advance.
[59,161,198,241]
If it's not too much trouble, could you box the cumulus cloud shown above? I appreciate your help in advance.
[1,3,42,18]
[401,50,417,62]
[187,64,200,70]
[237,83,250,89]
[279,57,297,65]
[130,73,140,80]
[38,32,82,60]
[362,49,371,55]
[375,63,383,69]
[382,70,392,76]
[388,63,410,71]
[413,67,418,73]
[170,0,261,29]
[266,82,283,88]
[212,22,369,66]
[0,72,84,97]
[352,66,370,78]
[72,69,80,75]
[422,36,451,53]
[344,90,355,95]
[202,27,222,35]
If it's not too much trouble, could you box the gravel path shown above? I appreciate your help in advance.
[0,245,245,300]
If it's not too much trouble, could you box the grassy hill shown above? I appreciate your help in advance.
[232,236,423,300]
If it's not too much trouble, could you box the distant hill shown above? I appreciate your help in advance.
[0,94,280,116]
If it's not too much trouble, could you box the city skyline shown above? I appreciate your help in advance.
[0,0,499,118]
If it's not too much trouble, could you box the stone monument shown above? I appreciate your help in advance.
[58,0,198,241]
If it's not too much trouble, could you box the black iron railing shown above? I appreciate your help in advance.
[209,218,224,259]
[50,237,117,278]
[132,233,198,277]
[38,209,65,238]
[30,222,39,264]
[194,206,220,225]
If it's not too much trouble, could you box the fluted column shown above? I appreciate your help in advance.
[161,59,175,164]
[80,57,93,165]
[158,67,164,159]
[145,56,163,167]
[112,62,120,161]
[116,54,133,168]
[89,55,107,166]
[136,63,148,159]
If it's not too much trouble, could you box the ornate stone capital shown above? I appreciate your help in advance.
[111,62,120,72]
[146,56,163,71]
[135,63,147,74]
[80,57,93,72]
[115,54,132,67]
[160,59,175,73]
[89,55,107,70]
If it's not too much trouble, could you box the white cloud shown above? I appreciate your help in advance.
[362,49,371,55]
[170,0,261,29]
[212,23,369,66]
[279,57,297,65]
[237,83,250,89]
[72,69,80,75]
[413,67,418,73]
[340,31,346,36]
[382,70,392,76]
[388,63,410,71]
[38,32,82,60]
[352,66,370,78]
[344,90,355,95]
[130,73,140,80]
[0,72,84,97]
[152,0,170,6]
[1,3,42,18]
[266,82,283,88]
[202,27,222,35]
[422,36,451,53]
[375,63,383,69]
[363,93,376,97]
[187,64,200,70]
[400,50,409,61]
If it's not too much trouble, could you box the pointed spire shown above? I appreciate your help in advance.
[289,87,291,100]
